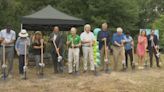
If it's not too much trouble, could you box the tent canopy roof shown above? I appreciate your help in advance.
[22,5,85,31]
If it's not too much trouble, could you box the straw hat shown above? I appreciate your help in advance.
[19,29,28,37]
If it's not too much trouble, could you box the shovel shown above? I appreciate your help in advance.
[53,40,63,72]
[39,39,45,76]
[104,39,109,73]
[23,41,28,80]
[2,44,7,80]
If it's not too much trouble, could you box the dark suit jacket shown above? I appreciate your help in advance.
[97,30,111,50]
[147,34,159,49]
[49,32,63,53]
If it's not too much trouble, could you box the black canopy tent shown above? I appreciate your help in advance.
[21,5,85,31]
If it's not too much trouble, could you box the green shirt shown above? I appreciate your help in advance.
[67,34,81,47]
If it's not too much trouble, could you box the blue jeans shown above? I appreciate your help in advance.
[34,55,41,68]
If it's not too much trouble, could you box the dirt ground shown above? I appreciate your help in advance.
[0,55,164,92]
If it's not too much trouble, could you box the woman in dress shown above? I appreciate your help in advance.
[136,30,147,69]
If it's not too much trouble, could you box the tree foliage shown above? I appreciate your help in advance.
[153,15,164,46]
[0,0,163,36]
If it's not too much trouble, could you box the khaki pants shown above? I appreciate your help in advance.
[113,46,125,70]
[100,46,110,70]
[82,46,95,71]
[68,48,80,73]
[0,46,14,75]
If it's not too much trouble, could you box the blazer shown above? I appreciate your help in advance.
[147,34,159,49]
[97,30,111,50]
[49,32,63,53]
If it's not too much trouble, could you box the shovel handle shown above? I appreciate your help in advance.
[53,40,60,56]
[24,41,28,66]
[104,39,108,60]
[3,44,5,65]
[41,39,44,64]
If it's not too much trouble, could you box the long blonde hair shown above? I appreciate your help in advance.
[32,31,42,43]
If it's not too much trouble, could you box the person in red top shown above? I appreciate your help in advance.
[136,30,147,69]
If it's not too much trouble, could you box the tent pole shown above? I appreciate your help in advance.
[21,24,23,30]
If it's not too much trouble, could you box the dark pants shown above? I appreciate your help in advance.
[51,50,63,73]
[149,47,159,67]
[125,49,133,68]
[19,55,25,74]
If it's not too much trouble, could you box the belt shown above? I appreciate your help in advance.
[69,46,79,48]
[113,45,120,47]
[82,45,91,47]
[0,45,14,48]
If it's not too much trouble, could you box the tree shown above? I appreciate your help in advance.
[153,15,164,46]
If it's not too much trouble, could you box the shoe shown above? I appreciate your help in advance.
[100,68,105,71]
[132,65,135,70]
[37,71,40,75]
[138,66,144,70]
[157,65,161,68]
[75,71,80,76]
[105,68,110,73]
[7,74,13,78]
[121,64,127,71]
[0,74,3,77]
[83,70,87,73]
[20,74,25,79]
[68,72,73,75]
[131,63,135,70]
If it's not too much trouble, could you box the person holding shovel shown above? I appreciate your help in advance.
[147,29,160,68]
[66,27,81,74]
[31,31,45,75]
[0,25,16,78]
[15,29,30,79]
[124,31,135,70]
[80,24,95,73]
[97,23,111,72]
[112,27,126,71]
[49,26,63,73]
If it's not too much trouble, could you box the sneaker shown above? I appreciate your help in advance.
[105,68,110,73]
[83,70,87,73]
[0,74,3,78]
[138,66,144,70]
[68,72,73,75]
[7,74,13,78]
[75,71,80,76]
[20,74,24,79]
[157,65,161,68]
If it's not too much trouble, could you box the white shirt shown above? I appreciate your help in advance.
[53,34,57,41]
[80,31,95,46]
[0,29,16,46]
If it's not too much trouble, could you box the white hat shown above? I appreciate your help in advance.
[19,29,28,37]
[117,27,123,32]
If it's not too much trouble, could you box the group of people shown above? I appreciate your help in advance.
[0,23,161,79]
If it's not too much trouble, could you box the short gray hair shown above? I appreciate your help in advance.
[84,24,91,31]
[117,27,123,32]
[70,27,77,33]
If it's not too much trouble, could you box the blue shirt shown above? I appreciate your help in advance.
[15,37,30,55]
[124,35,133,50]
[112,33,125,45]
